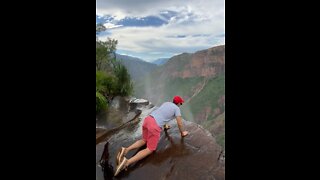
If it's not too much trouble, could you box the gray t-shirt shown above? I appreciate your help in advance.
[150,102,181,127]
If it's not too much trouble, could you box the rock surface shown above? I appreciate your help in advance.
[96,100,224,180]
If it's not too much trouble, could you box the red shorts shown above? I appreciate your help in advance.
[142,116,161,151]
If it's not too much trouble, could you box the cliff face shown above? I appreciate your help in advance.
[134,45,225,149]
[167,45,225,79]
[96,98,225,180]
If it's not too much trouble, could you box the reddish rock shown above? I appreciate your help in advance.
[167,45,225,79]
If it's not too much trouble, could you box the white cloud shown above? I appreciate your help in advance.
[103,23,123,29]
[96,0,224,61]
[96,0,224,21]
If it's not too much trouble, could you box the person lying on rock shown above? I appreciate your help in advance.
[114,95,189,176]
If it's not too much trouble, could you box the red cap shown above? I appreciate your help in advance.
[173,96,184,104]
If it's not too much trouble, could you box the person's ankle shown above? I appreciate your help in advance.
[125,159,130,167]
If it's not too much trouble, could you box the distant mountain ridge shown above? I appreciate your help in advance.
[115,53,157,82]
[151,58,170,65]
[159,45,225,79]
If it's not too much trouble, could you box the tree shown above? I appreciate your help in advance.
[96,70,117,101]
[96,38,118,71]
[96,23,106,35]
[96,24,133,113]
[96,91,107,112]
[96,23,118,71]
[113,61,133,96]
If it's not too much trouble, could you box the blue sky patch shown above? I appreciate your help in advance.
[118,16,167,27]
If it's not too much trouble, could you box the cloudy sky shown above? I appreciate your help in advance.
[96,0,224,62]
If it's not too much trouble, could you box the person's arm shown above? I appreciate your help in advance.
[176,116,189,137]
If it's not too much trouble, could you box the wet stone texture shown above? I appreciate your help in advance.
[96,97,144,144]
[97,114,225,180]
[96,97,132,130]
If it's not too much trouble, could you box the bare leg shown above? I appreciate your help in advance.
[124,139,146,155]
[125,148,153,167]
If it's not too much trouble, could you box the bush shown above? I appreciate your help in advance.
[96,91,108,112]
[113,62,133,96]
[96,71,117,96]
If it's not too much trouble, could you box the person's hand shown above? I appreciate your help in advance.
[181,131,189,137]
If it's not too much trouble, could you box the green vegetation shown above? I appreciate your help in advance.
[96,91,108,112]
[202,112,225,148]
[113,62,133,96]
[116,55,157,82]
[164,77,204,99]
[170,53,192,72]
[216,132,225,148]
[134,74,204,104]
[96,24,133,113]
[182,75,225,121]
[96,71,116,99]
[134,74,224,122]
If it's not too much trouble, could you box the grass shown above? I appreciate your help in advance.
[216,133,225,148]
[182,74,225,121]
